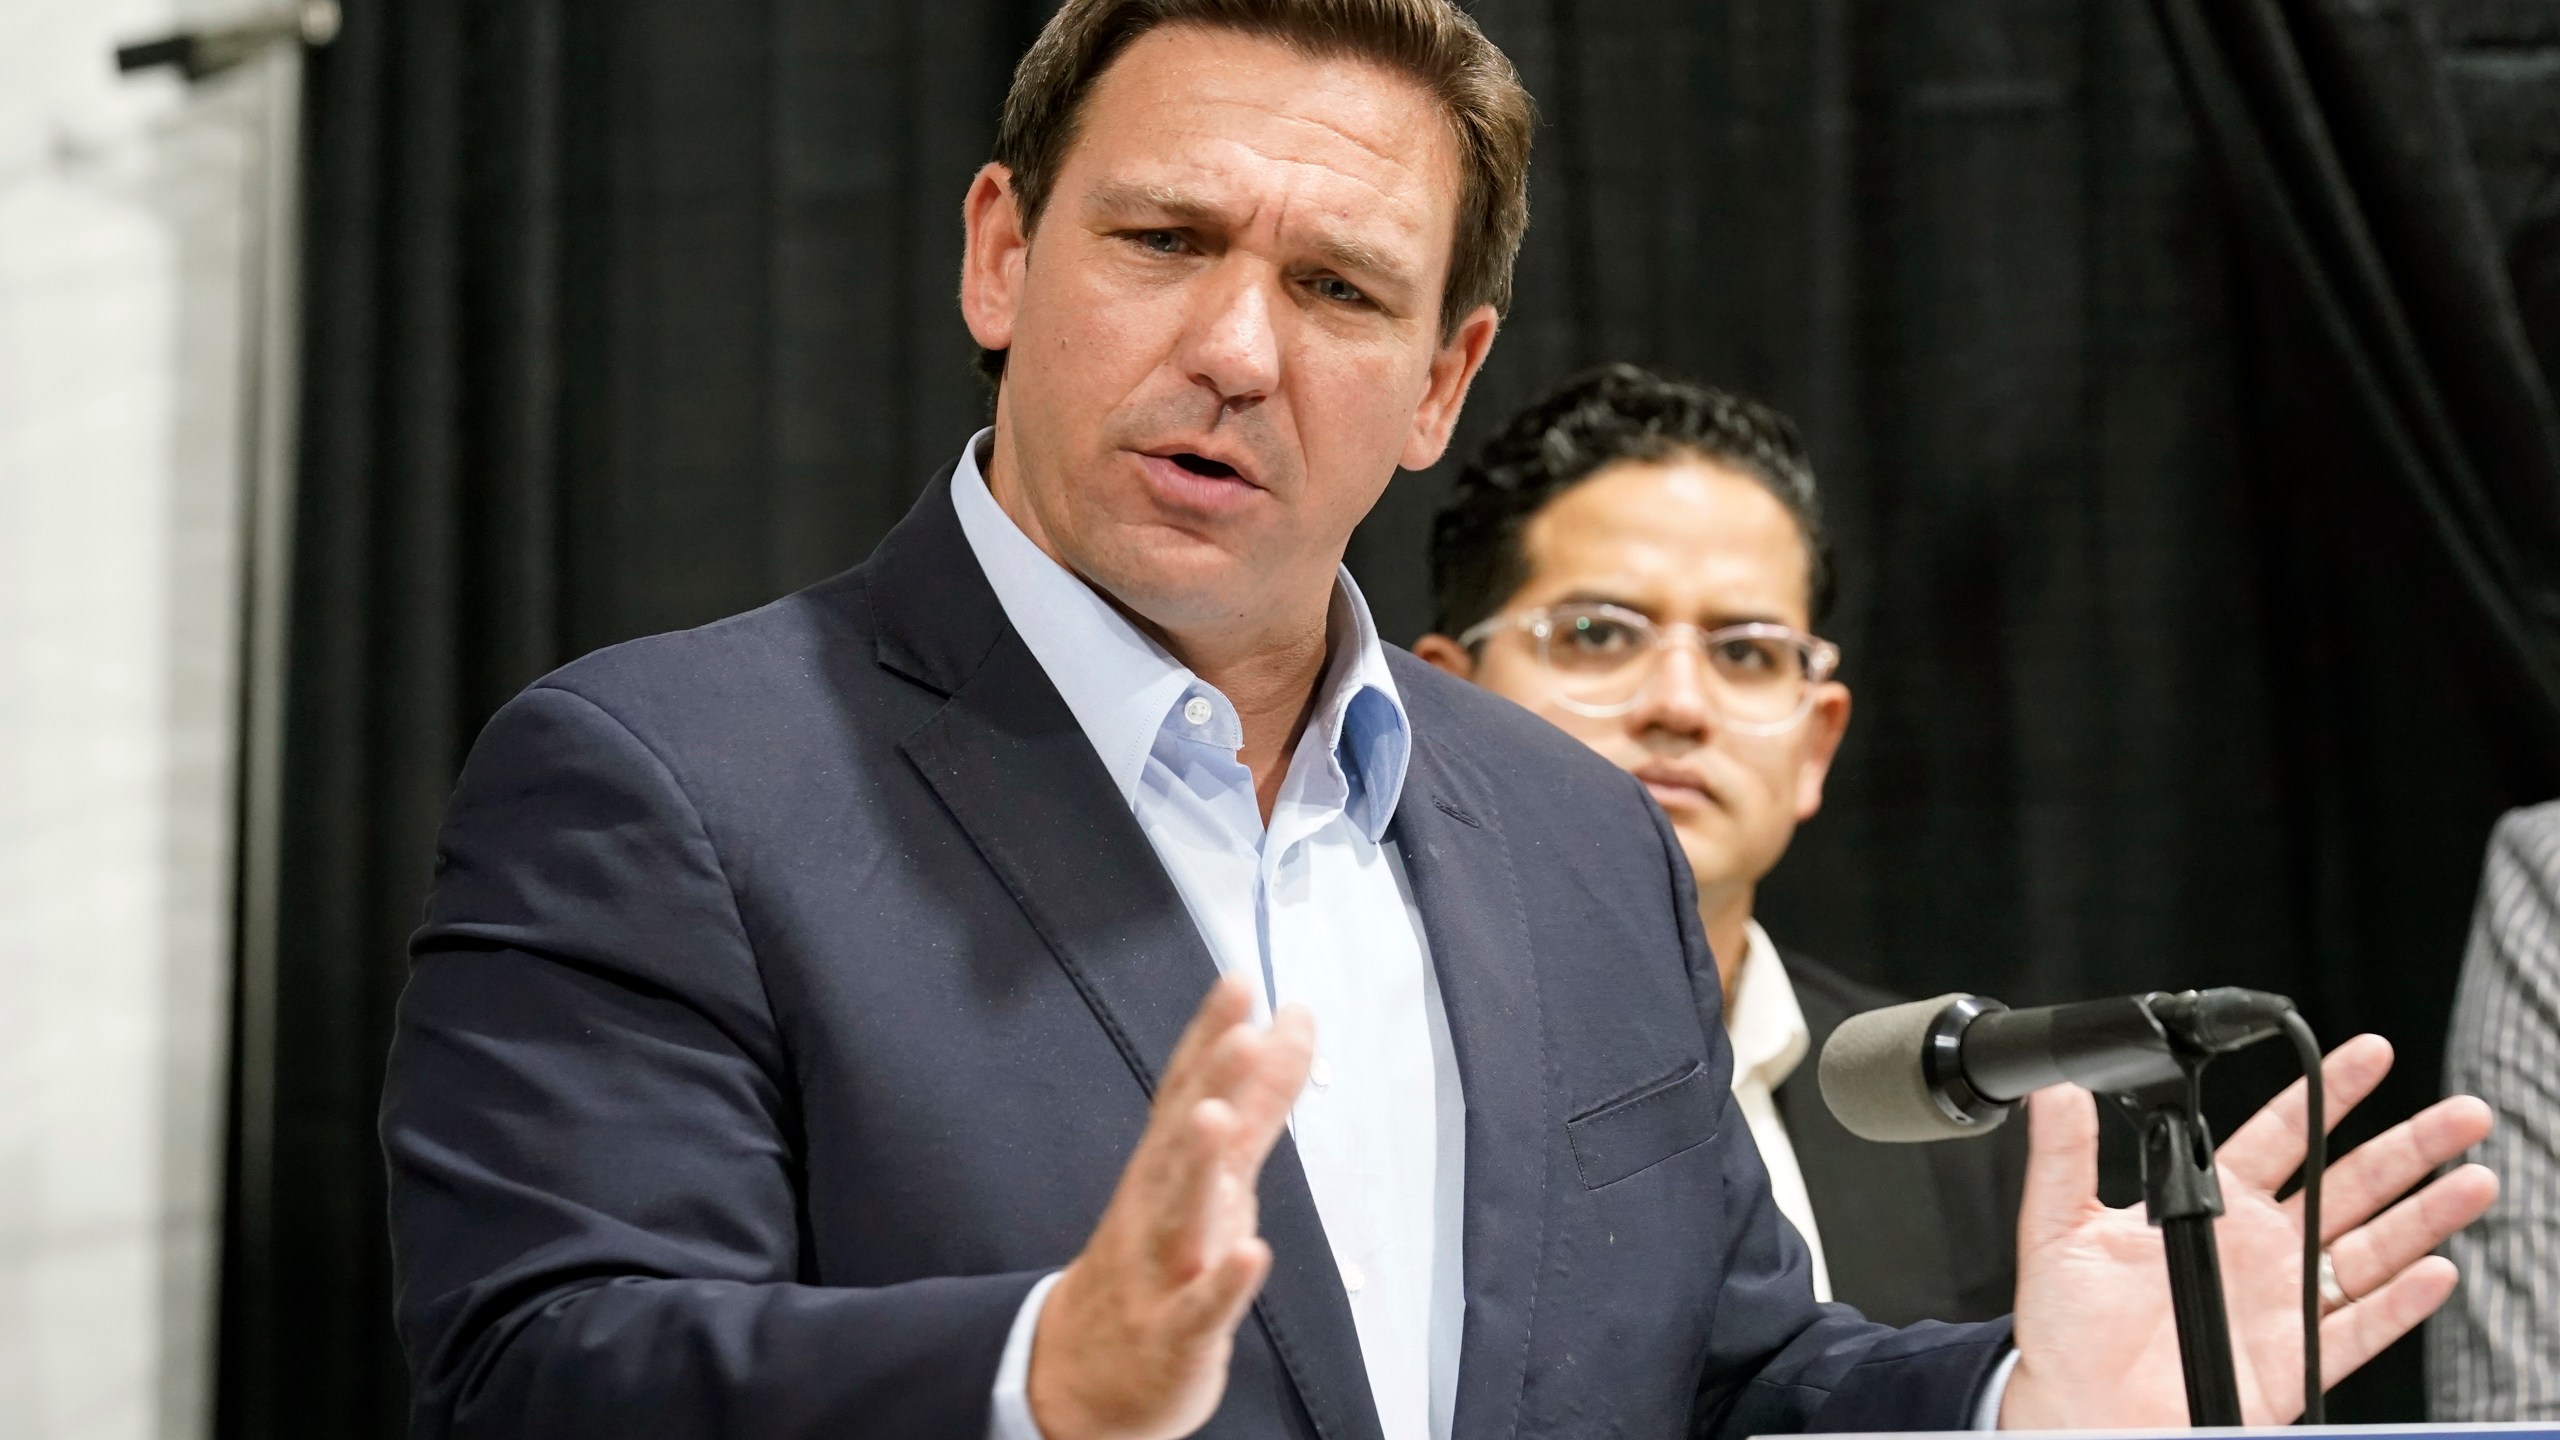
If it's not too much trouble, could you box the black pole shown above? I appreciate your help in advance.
[2163,1214,2244,1425]
[2137,1096,2244,1425]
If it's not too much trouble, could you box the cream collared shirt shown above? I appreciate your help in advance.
[1724,920,1833,1302]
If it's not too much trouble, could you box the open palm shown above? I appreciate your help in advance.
[1998,1035,2497,1428]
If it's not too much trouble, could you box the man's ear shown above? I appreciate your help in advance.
[1400,303,1500,472]
[959,164,1030,354]
[1411,632,1477,681]
[1792,682,1852,821]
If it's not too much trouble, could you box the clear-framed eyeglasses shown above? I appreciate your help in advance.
[1458,601,1841,732]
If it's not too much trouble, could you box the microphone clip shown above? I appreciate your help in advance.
[2105,987,2295,1429]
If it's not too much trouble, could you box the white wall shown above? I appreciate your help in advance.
[0,3,274,1436]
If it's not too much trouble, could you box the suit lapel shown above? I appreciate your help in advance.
[898,626,1220,1106]
[875,476,1384,1440]
[1391,731,1547,1440]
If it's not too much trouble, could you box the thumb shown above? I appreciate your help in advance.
[2017,1084,2101,1251]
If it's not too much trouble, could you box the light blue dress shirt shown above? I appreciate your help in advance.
[951,435,1466,1440]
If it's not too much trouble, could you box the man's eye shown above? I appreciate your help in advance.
[1131,230,1187,254]
[1711,637,1791,677]
[1311,276,1370,306]
[1561,618,1641,654]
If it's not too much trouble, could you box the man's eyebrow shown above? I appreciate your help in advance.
[1083,178,1221,224]
[1309,233,1417,296]
[1551,588,1657,617]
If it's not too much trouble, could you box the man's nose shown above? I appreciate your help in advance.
[1632,641,1715,741]
[1178,262,1281,406]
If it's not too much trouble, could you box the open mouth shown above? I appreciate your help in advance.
[1167,452,1240,481]
[1134,445,1265,512]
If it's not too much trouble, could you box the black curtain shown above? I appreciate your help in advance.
[220,1,2560,1434]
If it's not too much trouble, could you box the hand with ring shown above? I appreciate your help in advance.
[1996,1034,2497,1427]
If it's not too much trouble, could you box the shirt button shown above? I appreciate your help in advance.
[1183,696,1212,727]
[1308,1056,1335,1090]
[1340,1261,1366,1295]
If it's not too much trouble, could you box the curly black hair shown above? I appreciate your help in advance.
[1427,363,1834,638]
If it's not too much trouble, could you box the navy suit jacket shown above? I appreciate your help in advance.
[382,469,2012,1438]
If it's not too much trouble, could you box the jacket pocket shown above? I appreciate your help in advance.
[1565,1061,1720,1189]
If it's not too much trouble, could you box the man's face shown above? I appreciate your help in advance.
[959,25,1498,637]
[1424,458,1851,903]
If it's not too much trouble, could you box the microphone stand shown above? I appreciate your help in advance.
[2118,1056,2243,1427]
[1892,984,2309,1425]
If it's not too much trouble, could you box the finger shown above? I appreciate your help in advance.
[2218,1034,2393,1192]
[2325,1163,2497,1300]
[2287,1095,2495,1239]
[1153,977,1259,1114]
[1128,1018,1261,1194]
[1141,1096,1242,1277]
[1223,1004,1315,1168]
[1188,1158,1263,1278]
[1139,994,1286,1164]
[1153,1015,1306,1284]
[2016,1085,2102,1251]
[1136,1005,1310,1238]
[2318,1255,2459,1390]
[1168,1232,1273,1346]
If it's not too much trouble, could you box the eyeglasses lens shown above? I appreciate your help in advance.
[1535,608,1814,725]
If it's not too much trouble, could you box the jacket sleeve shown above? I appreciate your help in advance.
[2428,804,2560,1420]
[383,682,1042,1439]
[1626,790,2017,1436]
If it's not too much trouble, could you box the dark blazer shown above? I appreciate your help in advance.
[1773,950,2028,1328]
[381,469,2010,1439]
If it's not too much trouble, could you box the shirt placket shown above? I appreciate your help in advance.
[1259,723,1349,1021]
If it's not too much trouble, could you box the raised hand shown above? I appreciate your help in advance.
[1029,978,1315,1440]
[1998,1035,2498,1428]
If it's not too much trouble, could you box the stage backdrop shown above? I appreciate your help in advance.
[219,1,2560,1434]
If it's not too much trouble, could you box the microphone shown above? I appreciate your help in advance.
[1817,987,2295,1143]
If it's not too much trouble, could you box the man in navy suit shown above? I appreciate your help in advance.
[381,3,2497,1437]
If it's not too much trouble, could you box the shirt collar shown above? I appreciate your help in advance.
[947,429,1411,840]
[1726,920,1811,1094]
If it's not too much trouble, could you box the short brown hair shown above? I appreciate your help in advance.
[981,0,1534,380]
